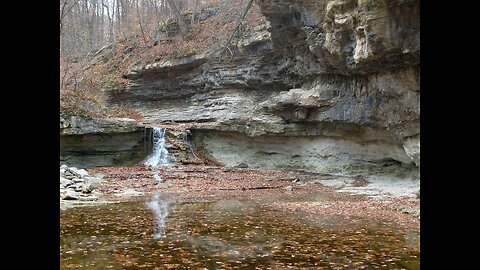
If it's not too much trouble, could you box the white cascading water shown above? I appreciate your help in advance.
[145,194,170,239]
[143,127,173,166]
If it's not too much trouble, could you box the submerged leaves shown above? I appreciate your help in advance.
[61,165,420,269]
[61,194,419,269]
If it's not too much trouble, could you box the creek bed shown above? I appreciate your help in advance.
[60,191,419,269]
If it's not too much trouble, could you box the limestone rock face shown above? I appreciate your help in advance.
[192,130,419,178]
[61,132,152,168]
[259,0,419,75]
[64,0,420,178]
[60,123,152,168]
[60,115,142,135]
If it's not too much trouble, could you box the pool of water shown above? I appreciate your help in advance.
[60,193,420,269]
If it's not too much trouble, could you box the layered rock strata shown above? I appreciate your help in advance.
[60,116,153,168]
[63,0,420,179]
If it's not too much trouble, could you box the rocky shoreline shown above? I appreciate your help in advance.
[60,164,419,231]
[60,165,111,210]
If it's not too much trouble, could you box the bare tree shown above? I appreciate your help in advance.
[136,0,148,45]
[60,0,80,35]
[191,0,197,24]
[61,0,227,59]
[165,0,188,34]
[221,0,254,57]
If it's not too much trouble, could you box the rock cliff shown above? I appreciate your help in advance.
[60,115,152,167]
[62,0,420,179]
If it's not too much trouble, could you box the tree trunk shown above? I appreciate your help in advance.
[165,0,187,34]
[191,0,197,24]
[136,0,148,45]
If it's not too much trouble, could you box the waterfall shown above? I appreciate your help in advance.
[143,127,174,166]
[145,194,170,239]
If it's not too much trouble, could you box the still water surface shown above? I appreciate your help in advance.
[60,193,419,269]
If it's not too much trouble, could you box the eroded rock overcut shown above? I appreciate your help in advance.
[62,0,420,179]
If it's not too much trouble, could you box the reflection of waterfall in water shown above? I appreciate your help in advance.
[143,127,174,166]
[152,172,162,182]
[146,194,170,239]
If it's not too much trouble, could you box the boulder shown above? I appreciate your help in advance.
[69,167,90,177]
[74,184,84,192]
[60,176,73,188]
[81,183,95,194]
[63,171,75,179]
[62,190,80,200]
[72,178,85,184]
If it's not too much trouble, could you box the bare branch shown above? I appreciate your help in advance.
[220,0,254,58]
